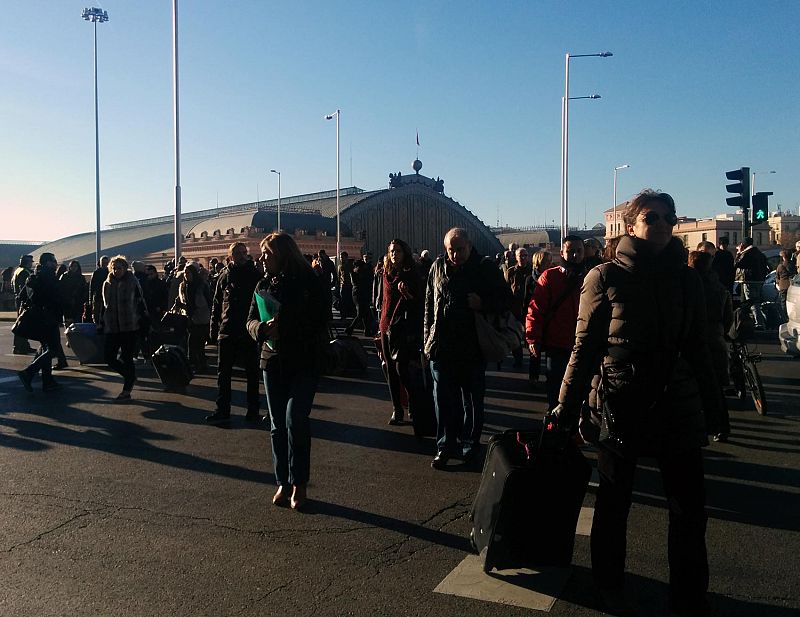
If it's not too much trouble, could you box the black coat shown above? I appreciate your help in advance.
[211,261,262,340]
[424,248,511,364]
[247,268,330,372]
[711,249,735,291]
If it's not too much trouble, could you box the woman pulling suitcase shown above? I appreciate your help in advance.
[247,233,330,511]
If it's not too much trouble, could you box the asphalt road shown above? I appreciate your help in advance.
[0,322,798,616]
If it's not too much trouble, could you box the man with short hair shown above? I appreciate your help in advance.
[712,237,735,293]
[12,254,35,354]
[735,237,769,329]
[526,235,586,410]
[696,241,716,256]
[89,255,110,325]
[207,242,264,425]
[345,253,376,336]
[424,228,511,469]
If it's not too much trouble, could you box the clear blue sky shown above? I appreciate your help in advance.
[1,0,797,242]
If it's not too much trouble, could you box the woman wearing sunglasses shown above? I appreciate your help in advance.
[554,189,720,616]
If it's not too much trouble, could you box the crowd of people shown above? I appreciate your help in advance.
[7,190,800,616]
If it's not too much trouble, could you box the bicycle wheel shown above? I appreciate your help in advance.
[744,361,767,416]
[729,348,747,400]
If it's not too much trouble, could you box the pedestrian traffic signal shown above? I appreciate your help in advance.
[751,191,772,224]
[725,167,750,209]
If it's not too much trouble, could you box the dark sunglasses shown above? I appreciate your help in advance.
[643,211,678,226]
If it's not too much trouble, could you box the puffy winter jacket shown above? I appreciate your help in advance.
[210,260,262,340]
[559,235,718,456]
[525,264,584,352]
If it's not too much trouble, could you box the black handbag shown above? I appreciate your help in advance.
[12,305,47,342]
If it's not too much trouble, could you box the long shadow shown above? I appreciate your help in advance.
[310,417,434,455]
[559,564,799,616]
[303,500,469,552]
[0,384,273,485]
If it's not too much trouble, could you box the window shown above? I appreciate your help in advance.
[683,235,689,246]
[702,233,707,241]
[733,232,738,244]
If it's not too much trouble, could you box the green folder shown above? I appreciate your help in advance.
[254,290,280,350]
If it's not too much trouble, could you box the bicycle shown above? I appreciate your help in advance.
[729,339,767,416]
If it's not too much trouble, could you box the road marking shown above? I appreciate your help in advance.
[435,554,570,611]
[435,506,594,610]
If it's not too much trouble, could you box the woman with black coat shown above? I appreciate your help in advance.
[555,190,719,616]
[178,263,212,372]
[378,239,427,427]
[58,260,88,326]
[247,233,330,510]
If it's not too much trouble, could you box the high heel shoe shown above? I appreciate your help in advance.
[272,485,290,507]
[290,484,307,510]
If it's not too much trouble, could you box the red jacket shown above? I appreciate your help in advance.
[525,265,583,352]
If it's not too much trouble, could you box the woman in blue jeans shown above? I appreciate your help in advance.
[247,233,330,510]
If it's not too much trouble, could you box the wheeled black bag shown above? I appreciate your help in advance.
[152,344,193,391]
[469,422,591,572]
[151,311,188,350]
[324,336,368,375]
[65,322,106,365]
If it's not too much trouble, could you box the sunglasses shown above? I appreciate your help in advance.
[643,211,678,226]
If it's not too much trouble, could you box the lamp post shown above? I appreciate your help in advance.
[612,164,630,237]
[270,169,281,231]
[560,51,613,240]
[324,109,340,265]
[751,169,776,198]
[171,0,182,263]
[81,7,109,267]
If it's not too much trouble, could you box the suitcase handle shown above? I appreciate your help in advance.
[516,413,560,461]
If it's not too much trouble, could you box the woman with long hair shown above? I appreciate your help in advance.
[378,239,427,429]
[103,255,146,400]
[554,190,719,615]
[58,260,88,327]
[247,233,330,510]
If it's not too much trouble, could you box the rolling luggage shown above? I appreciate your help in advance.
[65,322,106,365]
[325,336,368,375]
[152,344,193,391]
[151,311,188,350]
[469,419,591,572]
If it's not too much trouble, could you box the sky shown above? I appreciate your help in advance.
[1,0,798,242]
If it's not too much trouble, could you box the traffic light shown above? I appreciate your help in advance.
[725,166,750,208]
[751,191,772,225]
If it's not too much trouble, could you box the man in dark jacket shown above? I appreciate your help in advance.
[206,242,264,425]
[424,228,511,469]
[734,237,769,329]
[17,253,63,392]
[345,253,376,336]
[711,236,735,293]
[526,235,586,410]
[89,255,110,325]
[12,254,35,354]
[505,247,532,369]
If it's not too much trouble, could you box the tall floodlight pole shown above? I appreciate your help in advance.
[81,7,108,267]
[325,110,341,264]
[270,169,281,230]
[172,0,182,262]
[612,164,630,237]
[560,51,613,240]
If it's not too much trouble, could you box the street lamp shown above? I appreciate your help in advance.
[81,7,109,267]
[270,169,281,231]
[560,51,613,240]
[751,169,776,197]
[612,164,630,237]
[171,0,182,263]
[324,109,340,265]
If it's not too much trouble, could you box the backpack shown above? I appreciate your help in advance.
[728,306,754,341]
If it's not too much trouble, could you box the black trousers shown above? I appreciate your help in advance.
[216,335,261,415]
[348,290,375,336]
[380,333,425,420]
[105,330,138,391]
[591,447,708,611]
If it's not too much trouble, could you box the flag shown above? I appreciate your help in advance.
[416,130,420,147]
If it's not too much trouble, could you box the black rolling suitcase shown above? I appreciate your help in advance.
[470,419,591,572]
[152,344,193,391]
[65,322,106,365]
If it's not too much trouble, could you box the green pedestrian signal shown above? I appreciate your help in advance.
[751,192,772,225]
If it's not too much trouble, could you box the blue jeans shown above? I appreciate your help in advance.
[430,359,486,456]
[263,365,318,487]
